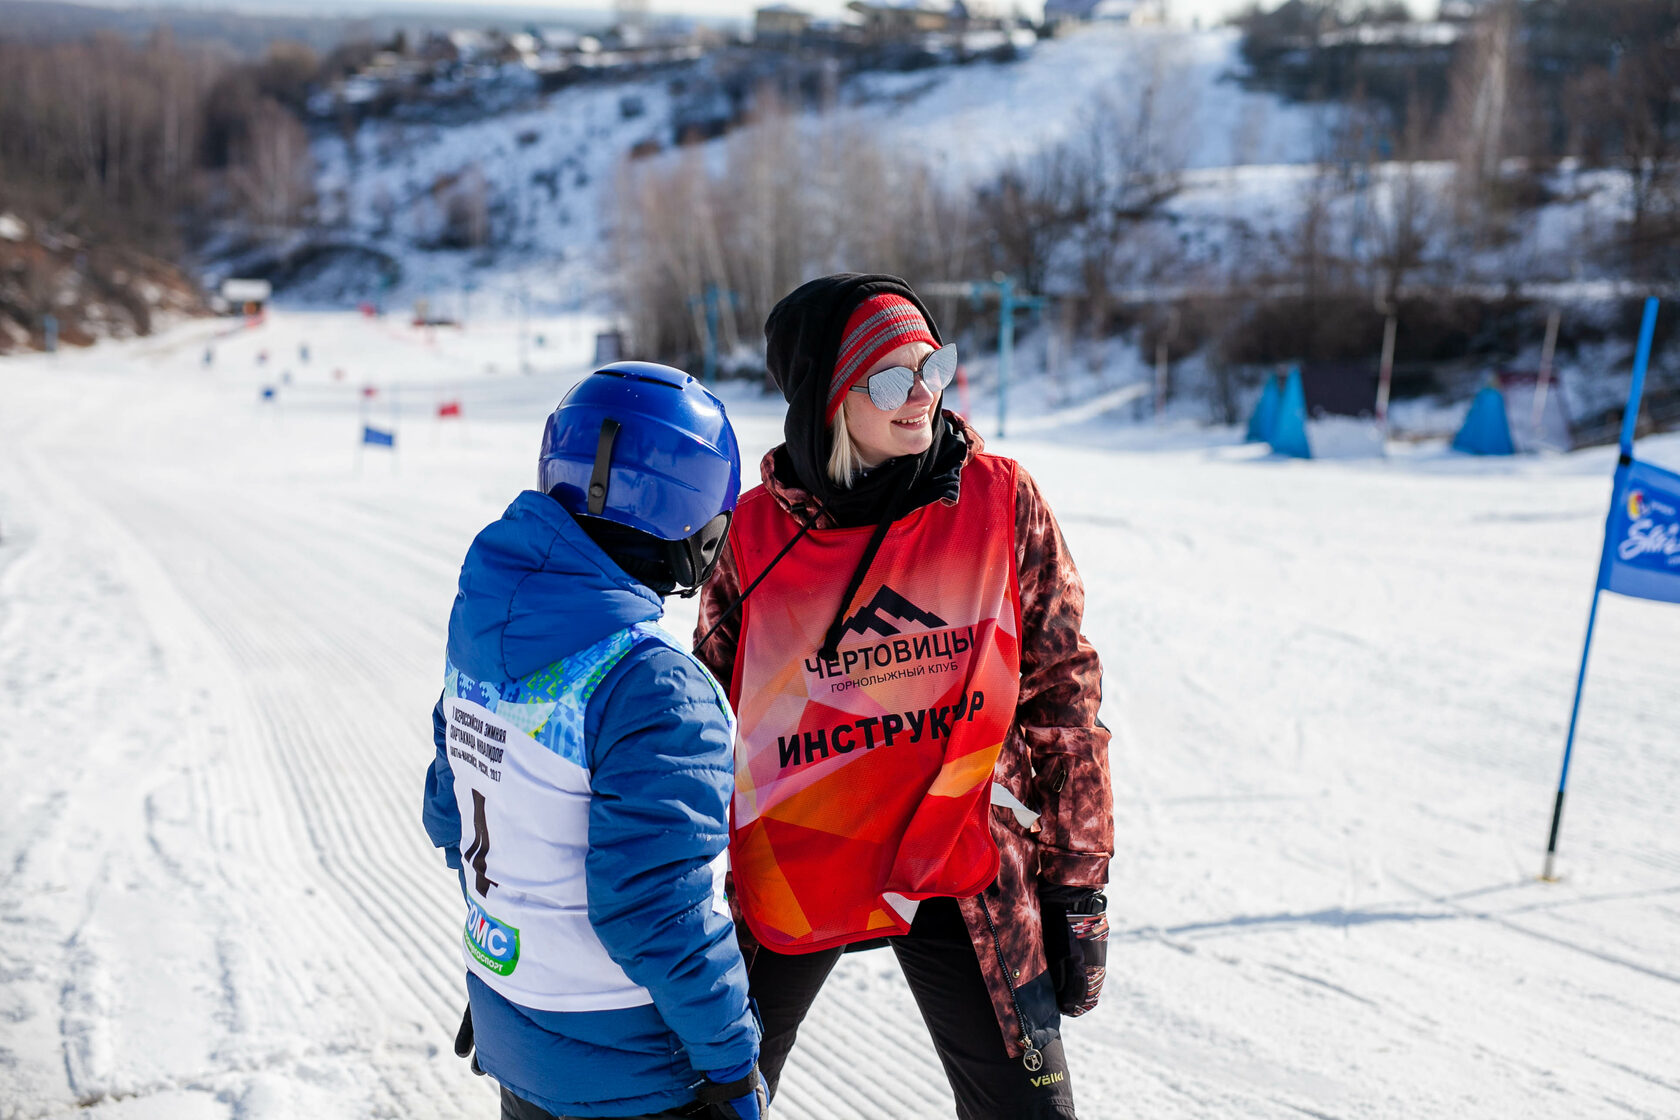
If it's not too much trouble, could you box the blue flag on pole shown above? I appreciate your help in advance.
[363,425,395,448]
[1542,296,1668,880]
[1598,457,1680,604]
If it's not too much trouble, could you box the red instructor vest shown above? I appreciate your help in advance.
[727,453,1023,953]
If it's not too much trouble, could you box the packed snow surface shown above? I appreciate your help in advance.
[2,311,1678,1120]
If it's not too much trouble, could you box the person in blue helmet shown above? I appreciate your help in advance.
[421,362,765,1120]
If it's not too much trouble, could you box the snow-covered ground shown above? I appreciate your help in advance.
[3,310,1679,1120]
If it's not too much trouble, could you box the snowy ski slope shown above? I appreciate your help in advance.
[1,311,1678,1119]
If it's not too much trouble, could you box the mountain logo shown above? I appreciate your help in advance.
[838,586,947,640]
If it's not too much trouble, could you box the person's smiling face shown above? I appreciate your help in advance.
[842,341,939,469]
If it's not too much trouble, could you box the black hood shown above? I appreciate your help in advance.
[764,273,943,507]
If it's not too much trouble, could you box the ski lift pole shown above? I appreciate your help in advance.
[1533,307,1562,439]
[518,286,530,373]
[997,274,1013,438]
[925,276,1042,438]
[703,286,720,385]
[689,284,738,386]
[1376,311,1398,430]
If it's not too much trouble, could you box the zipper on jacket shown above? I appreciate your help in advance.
[978,893,1044,1072]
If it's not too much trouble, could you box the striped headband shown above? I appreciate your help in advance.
[826,294,938,422]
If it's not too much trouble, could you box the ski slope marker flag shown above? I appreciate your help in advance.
[1245,372,1282,444]
[1598,459,1680,602]
[1452,384,1516,456]
[1542,297,1676,881]
[1268,366,1311,459]
[363,425,395,448]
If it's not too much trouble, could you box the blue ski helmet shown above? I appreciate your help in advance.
[539,361,741,594]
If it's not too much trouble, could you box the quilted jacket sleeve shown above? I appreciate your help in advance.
[585,645,759,1077]
[1014,466,1114,888]
[422,692,463,871]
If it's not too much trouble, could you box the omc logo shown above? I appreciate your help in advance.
[463,900,521,977]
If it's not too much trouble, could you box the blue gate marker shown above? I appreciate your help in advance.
[1543,297,1674,880]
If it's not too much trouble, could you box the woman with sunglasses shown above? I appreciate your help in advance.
[694,274,1113,1120]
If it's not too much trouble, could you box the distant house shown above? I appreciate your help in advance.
[1043,0,1163,24]
[847,0,951,41]
[535,26,581,51]
[755,3,815,40]
[447,29,493,60]
[948,0,1006,24]
[1438,0,1491,19]
[220,279,272,316]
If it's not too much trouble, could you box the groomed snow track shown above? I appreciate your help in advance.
[2,310,1678,1119]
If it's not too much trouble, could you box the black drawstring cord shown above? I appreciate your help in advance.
[816,494,902,662]
[694,499,828,654]
[815,448,931,663]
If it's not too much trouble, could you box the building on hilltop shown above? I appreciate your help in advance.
[846,0,951,42]
[1043,0,1165,26]
[755,4,815,41]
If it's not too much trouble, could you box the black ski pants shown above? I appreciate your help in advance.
[499,1089,706,1120]
[749,897,1078,1120]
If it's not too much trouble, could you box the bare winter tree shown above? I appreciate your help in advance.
[611,99,975,369]
[1558,8,1680,277]
[1440,0,1536,240]
[230,98,317,229]
[0,32,221,247]
[1066,45,1195,335]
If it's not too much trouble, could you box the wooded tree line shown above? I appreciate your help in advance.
[613,0,1680,395]
[0,32,333,250]
[1241,0,1680,256]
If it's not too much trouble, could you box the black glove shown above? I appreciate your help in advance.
[695,1062,767,1120]
[1039,885,1108,1017]
[454,1004,485,1075]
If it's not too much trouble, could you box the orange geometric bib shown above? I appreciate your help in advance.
[727,454,1022,952]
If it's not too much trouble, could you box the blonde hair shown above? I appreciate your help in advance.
[826,405,863,487]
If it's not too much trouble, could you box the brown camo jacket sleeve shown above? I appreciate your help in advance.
[693,540,744,698]
[1013,465,1114,888]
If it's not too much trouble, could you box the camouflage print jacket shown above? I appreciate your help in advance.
[694,413,1113,1058]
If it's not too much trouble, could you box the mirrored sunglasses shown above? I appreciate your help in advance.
[849,344,959,412]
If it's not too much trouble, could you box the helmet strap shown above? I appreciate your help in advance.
[671,511,733,598]
[586,419,621,516]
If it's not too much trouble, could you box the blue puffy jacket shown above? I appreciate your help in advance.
[422,490,759,1117]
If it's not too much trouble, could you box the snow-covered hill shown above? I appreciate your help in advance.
[293,24,1332,312]
[2,309,1677,1119]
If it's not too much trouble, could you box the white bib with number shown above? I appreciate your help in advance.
[443,623,731,1013]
